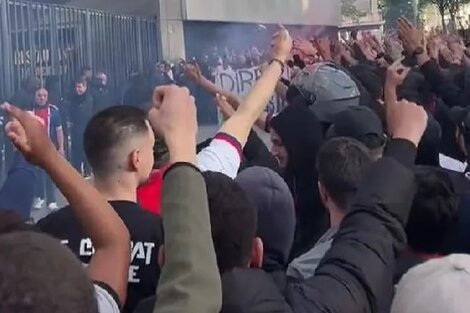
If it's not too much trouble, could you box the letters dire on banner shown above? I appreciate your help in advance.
[214,66,288,123]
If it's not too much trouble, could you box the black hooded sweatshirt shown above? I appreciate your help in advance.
[271,104,329,260]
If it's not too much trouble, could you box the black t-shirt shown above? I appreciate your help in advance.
[37,201,163,313]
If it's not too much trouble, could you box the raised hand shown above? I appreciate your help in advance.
[397,17,423,54]
[148,86,197,164]
[386,59,410,89]
[294,38,317,57]
[215,94,235,120]
[449,41,464,64]
[356,39,377,61]
[271,25,293,62]
[2,103,57,166]
[427,37,440,60]
[387,99,428,148]
[316,37,332,60]
[184,63,202,83]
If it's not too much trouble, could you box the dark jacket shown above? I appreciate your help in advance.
[271,104,328,259]
[287,139,417,313]
[420,59,468,108]
[9,88,35,110]
[68,91,94,130]
[134,268,292,313]
[221,268,293,313]
[92,84,114,114]
[242,131,282,175]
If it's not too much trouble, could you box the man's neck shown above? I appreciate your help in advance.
[329,207,345,228]
[93,175,138,203]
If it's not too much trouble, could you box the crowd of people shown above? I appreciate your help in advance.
[2,16,470,313]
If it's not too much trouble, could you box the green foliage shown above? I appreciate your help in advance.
[341,0,368,23]
[381,0,417,28]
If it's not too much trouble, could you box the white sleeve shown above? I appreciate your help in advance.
[197,133,242,179]
[94,283,120,313]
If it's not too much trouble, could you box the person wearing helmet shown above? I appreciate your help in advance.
[269,63,360,258]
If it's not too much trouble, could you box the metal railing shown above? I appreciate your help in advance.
[0,0,160,182]
[0,0,159,99]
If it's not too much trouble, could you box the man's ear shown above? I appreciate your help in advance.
[158,245,165,267]
[130,149,141,171]
[249,237,264,269]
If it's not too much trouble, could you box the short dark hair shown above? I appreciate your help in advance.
[317,137,373,210]
[203,172,257,273]
[0,232,97,313]
[84,106,149,177]
[407,167,458,254]
[75,77,87,86]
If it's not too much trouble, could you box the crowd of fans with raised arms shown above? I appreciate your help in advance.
[2,16,470,313]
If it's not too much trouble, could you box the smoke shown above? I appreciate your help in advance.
[184,21,336,61]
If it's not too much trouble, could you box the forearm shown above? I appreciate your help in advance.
[42,152,129,249]
[384,82,398,107]
[155,164,221,313]
[199,76,241,109]
[219,61,282,146]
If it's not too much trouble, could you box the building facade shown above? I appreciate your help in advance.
[39,0,342,59]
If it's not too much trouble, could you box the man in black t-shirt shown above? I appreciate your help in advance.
[38,106,163,313]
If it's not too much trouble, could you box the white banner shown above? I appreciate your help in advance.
[214,66,287,117]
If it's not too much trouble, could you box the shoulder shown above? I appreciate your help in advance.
[111,202,163,234]
[196,132,242,179]
[37,206,74,230]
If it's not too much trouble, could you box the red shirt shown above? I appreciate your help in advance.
[137,166,169,215]
[34,106,50,135]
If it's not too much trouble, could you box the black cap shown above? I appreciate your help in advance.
[450,106,470,130]
[326,106,385,149]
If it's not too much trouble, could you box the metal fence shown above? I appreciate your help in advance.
[0,0,160,183]
[0,0,160,99]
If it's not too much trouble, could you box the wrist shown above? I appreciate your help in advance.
[392,132,420,148]
[167,138,197,165]
[416,53,430,67]
[272,54,288,63]
[40,149,63,171]
[269,58,285,72]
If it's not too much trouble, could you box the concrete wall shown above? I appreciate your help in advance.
[37,0,341,60]
[183,0,341,26]
[44,0,341,27]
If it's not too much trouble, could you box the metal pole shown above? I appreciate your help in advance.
[1,0,13,97]
[84,10,92,68]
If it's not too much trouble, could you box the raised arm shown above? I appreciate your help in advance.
[194,27,292,178]
[288,98,428,313]
[2,103,130,307]
[398,17,468,108]
[217,26,292,147]
[185,63,242,110]
[149,86,221,313]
